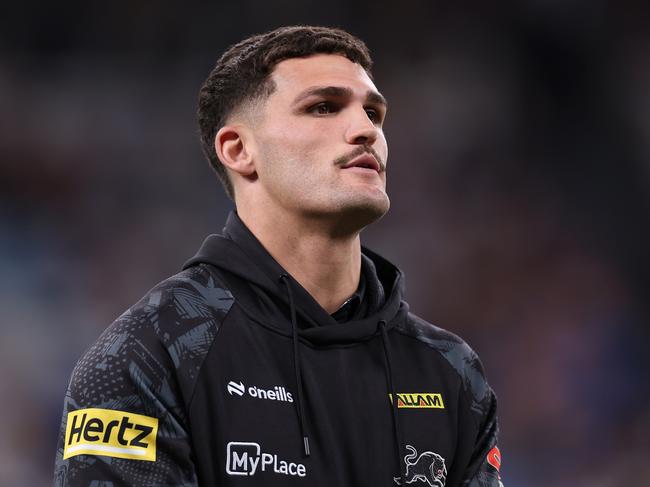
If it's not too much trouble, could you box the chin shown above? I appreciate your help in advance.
[293,187,390,233]
[330,192,390,232]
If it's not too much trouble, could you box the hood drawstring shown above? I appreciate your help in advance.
[278,274,401,474]
[379,320,407,485]
[280,274,311,457]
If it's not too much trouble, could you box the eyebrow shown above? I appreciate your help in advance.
[292,86,388,108]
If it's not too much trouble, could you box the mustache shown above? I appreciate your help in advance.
[333,145,386,172]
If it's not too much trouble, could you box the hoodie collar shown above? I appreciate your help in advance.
[331,272,365,323]
[222,211,344,327]
[183,211,407,346]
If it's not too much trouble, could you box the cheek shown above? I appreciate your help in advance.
[254,137,318,196]
[259,127,327,167]
[377,133,388,159]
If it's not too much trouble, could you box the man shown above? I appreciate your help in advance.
[54,26,503,486]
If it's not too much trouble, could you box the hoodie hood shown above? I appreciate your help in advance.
[183,211,408,346]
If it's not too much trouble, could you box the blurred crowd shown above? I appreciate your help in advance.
[1,2,649,485]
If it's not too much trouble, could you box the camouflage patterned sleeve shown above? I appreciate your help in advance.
[463,390,503,487]
[403,314,505,486]
[53,265,234,486]
[449,339,502,487]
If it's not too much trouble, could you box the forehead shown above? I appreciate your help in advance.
[269,54,378,98]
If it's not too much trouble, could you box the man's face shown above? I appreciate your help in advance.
[248,54,389,227]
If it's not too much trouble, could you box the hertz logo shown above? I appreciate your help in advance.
[63,408,158,461]
[389,393,445,409]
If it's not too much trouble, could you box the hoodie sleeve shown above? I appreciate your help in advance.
[462,390,503,487]
[403,314,504,486]
[53,265,234,486]
[453,347,503,487]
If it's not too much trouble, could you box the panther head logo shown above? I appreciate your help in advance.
[394,444,447,487]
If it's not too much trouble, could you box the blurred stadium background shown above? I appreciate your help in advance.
[1,1,649,485]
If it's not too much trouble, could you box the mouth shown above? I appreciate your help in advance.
[341,153,382,173]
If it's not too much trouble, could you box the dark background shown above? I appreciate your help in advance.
[1,1,649,485]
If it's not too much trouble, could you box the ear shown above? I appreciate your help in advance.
[214,124,256,178]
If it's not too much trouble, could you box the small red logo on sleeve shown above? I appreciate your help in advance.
[487,446,502,472]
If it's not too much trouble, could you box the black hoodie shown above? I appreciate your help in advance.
[54,212,503,486]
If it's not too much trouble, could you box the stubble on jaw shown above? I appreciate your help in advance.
[336,183,390,232]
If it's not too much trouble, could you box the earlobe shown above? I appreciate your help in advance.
[215,125,256,177]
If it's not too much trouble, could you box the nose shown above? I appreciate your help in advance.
[345,106,379,146]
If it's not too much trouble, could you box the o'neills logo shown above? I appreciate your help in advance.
[63,408,158,461]
[389,393,445,409]
[227,380,293,403]
[226,441,307,478]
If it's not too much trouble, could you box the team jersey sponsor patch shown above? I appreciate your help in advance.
[63,408,158,461]
[389,393,445,409]
[226,441,307,478]
[487,446,504,485]
[487,446,502,472]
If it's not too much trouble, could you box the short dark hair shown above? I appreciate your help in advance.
[197,25,373,200]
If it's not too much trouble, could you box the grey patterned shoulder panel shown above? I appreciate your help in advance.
[53,263,234,486]
[399,313,492,420]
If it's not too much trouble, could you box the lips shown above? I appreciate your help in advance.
[342,153,382,173]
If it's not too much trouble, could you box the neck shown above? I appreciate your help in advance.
[237,206,361,314]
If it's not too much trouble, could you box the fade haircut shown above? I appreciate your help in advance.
[197,25,373,200]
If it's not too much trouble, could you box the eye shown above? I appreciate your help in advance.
[365,107,382,124]
[309,101,337,115]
